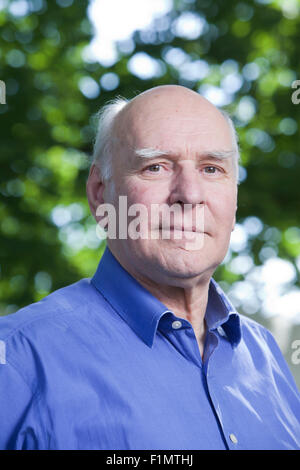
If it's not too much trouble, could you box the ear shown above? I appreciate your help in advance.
[86,164,105,220]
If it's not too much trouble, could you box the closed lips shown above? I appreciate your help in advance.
[160,225,203,233]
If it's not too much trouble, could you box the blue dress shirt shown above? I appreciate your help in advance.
[0,247,300,450]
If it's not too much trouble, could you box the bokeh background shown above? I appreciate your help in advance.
[0,0,300,386]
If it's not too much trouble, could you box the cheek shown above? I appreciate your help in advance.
[210,187,237,226]
[126,181,169,207]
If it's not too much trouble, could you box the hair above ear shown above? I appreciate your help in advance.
[92,97,128,181]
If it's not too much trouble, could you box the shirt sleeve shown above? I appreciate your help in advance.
[0,358,44,450]
[262,326,300,396]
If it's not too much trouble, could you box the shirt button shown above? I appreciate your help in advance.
[172,320,182,329]
[217,326,226,337]
[229,433,238,444]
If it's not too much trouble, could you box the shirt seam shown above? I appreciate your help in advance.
[4,355,47,449]
[0,304,74,344]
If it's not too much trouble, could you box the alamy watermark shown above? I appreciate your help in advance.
[0,80,6,105]
[291,340,300,365]
[95,196,205,251]
[291,80,300,104]
[0,340,6,364]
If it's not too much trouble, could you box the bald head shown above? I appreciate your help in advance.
[118,85,218,118]
[92,85,239,181]
[115,86,226,138]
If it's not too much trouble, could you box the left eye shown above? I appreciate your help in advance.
[204,166,219,174]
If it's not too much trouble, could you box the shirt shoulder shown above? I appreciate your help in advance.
[238,313,284,356]
[0,278,102,341]
[238,313,281,350]
[0,278,111,389]
[238,313,269,338]
[237,313,299,394]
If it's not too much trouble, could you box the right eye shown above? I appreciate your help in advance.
[145,164,162,172]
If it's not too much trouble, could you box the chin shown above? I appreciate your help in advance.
[156,256,214,282]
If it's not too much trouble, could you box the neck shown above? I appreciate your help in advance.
[108,245,212,358]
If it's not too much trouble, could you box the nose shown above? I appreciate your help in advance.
[169,163,205,206]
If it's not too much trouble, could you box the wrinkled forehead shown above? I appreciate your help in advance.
[114,95,232,152]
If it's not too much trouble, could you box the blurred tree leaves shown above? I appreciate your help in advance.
[0,0,299,319]
[0,0,98,311]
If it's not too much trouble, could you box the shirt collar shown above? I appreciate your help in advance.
[91,247,169,348]
[206,279,241,347]
[91,247,241,348]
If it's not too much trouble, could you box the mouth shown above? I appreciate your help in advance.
[156,225,207,250]
[159,225,204,234]
[158,226,207,243]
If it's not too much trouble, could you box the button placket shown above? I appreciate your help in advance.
[204,334,237,449]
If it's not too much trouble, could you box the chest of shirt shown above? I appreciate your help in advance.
[35,328,300,450]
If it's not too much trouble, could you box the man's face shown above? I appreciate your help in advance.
[103,88,237,287]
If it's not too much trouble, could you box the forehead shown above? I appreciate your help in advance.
[116,97,233,154]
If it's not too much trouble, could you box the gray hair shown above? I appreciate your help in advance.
[92,96,240,182]
[220,109,241,180]
[92,97,128,181]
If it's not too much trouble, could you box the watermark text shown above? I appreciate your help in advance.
[291,80,300,105]
[95,196,205,251]
[291,339,300,365]
[0,80,6,105]
[0,340,6,364]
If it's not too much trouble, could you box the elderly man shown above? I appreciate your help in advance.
[0,85,299,450]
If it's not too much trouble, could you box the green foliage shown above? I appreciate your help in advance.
[0,0,299,320]
[0,0,96,311]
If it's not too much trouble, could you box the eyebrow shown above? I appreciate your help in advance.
[134,148,170,159]
[134,147,235,162]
